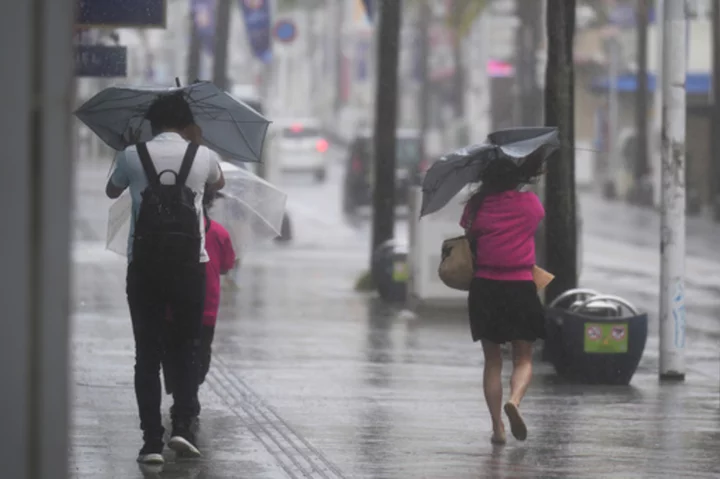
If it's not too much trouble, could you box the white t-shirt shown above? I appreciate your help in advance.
[109,132,222,263]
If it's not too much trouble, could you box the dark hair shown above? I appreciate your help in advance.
[145,92,194,135]
[465,158,525,224]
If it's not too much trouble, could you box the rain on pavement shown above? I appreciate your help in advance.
[65,2,720,477]
[71,144,720,479]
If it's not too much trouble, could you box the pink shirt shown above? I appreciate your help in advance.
[202,219,236,326]
[460,190,544,281]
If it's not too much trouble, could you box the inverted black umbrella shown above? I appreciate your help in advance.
[420,127,560,216]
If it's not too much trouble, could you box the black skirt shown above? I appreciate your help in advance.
[468,277,546,344]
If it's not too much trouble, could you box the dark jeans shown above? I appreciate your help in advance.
[163,324,215,416]
[126,261,206,440]
[198,325,215,385]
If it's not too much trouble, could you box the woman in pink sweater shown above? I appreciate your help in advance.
[460,158,546,445]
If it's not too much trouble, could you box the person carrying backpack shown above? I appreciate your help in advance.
[105,93,225,464]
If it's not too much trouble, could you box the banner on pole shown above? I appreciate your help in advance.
[192,0,217,54]
[238,0,272,63]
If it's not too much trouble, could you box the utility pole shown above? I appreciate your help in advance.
[652,0,664,207]
[544,0,577,303]
[186,8,201,83]
[604,34,621,199]
[659,0,687,380]
[515,0,543,126]
[449,7,464,121]
[212,0,232,91]
[515,0,544,269]
[370,0,402,261]
[333,0,345,114]
[630,0,652,205]
[712,0,720,221]
[417,0,431,164]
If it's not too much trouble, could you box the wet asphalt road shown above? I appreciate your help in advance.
[70,151,720,478]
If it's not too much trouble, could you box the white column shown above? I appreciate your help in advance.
[659,0,687,379]
[0,0,74,477]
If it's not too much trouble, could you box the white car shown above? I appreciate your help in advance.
[271,118,330,182]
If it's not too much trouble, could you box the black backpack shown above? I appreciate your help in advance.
[132,142,201,266]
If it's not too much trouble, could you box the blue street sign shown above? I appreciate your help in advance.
[76,0,166,28]
[273,20,297,43]
[75,45,127,77]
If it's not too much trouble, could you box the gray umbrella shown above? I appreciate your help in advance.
[420,127,560,217]
[74,81,270,162]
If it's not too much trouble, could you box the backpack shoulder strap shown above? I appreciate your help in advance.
[136,142,159,185]
[177,143,200,186]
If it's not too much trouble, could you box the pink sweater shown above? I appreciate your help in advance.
[460,190,545,281]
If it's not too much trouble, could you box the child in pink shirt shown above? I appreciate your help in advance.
[198,202,236,383]
[460,158,546,447]
[163,191,236,415]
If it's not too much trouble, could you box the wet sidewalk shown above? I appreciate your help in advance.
[70,161,720,478]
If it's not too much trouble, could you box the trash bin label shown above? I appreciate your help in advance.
[393,261,409,282]
[584,323,628,353]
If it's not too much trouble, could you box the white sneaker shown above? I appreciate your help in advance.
[168,435,202,458]
[137,440,165,464]
[136,452,164,465]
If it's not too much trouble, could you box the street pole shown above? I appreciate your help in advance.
[370,0,402,263]
[515,0,544,269]
[212,0,232,92]
[712,0,720,221]
[515,0,542,127]
[652,0,664,208]
[631,0,652,205]
[417,1,431,164]
[332,0,345,114]
[658,0,687,380]
[604,35,620,199]
[187,8,201,83]
[544,0,577,303]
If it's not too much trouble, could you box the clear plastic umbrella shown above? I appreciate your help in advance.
[106,166,287,260]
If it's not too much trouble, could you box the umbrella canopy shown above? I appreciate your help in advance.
[420,127,559,217]
[106,164,287,260]
[75,81,270,162]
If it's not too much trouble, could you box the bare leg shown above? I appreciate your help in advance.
[480,340,505,442]
[503,340,533,441]
[509,340,534,406]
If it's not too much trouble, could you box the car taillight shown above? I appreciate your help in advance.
[351,156,362,173]
[316,138,329,153]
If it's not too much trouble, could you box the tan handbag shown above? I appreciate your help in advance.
[438,236,475,291]
[438,236,555,292]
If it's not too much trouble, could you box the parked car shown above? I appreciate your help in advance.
[270,118,330,182]
[342,129,428,214]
